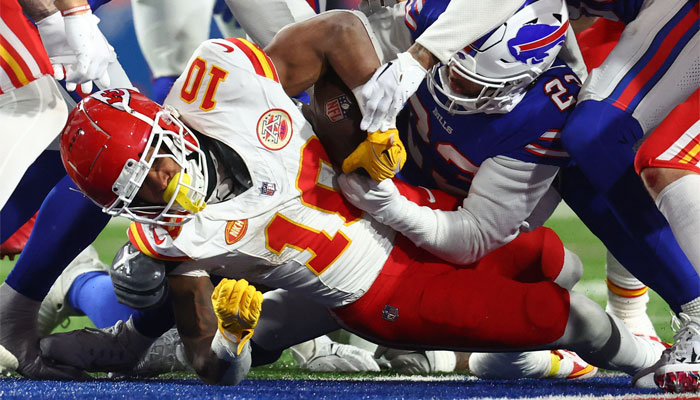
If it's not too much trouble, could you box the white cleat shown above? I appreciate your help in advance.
[652,313,700,393]
[548,350,598,380]
[0,344,18,376]
[290,335,380,372]
[469,350,596,380]
[375,346,456,374]
[631,334,669,388]
[37,245,108,335]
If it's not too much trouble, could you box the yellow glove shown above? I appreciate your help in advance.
[211,278,263,355]
[342,129,406,182]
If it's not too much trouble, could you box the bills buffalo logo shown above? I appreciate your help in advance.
[508,20,568,64]
[325,94,353,123]
[225,220,248,245]
[257,109,293,150]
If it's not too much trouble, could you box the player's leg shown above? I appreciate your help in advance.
[605,252,658,337]
[131,0,215,103]
[634,91,700,393]
[468,243,597,380]
[0,176,110,378]
[37,246,134,335]
[560,0,700,314]
[332,233,664,376]
[224,0,317,48]
[0,75,67,210]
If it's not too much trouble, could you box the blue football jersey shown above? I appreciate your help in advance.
[398,59,581,191]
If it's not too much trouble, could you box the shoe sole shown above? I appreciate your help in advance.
[655,369,700,393]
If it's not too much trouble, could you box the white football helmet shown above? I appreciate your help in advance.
[427,0,569,114]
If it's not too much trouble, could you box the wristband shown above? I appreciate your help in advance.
[61,5,91,17]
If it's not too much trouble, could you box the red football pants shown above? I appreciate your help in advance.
[331,227,570,351]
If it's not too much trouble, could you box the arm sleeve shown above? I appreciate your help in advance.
[414,0,523,63]
[209,329,252,385]
[382,156,559,264]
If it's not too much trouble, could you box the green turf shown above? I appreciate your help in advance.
[0,212,675,380]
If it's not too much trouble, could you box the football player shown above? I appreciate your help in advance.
[40,15,665,382]
[131,0,249,103]
[633,89,700,391]
[350,0,700,392]
[0,0,119,379]
[0,0,143,380]
[560,1,700,393]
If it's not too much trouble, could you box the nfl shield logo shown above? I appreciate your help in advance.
[260,182,276,196]
[382,305,399,322]
[325,94,352,123]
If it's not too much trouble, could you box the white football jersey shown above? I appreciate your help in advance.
[130,39,395,308]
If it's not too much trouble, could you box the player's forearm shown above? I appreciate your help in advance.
[382,157,559,265]
[170,275,237,385]
[407,43,439,71]
[18,0,57,22]
[415,0,523,64]
[267,11,380,96]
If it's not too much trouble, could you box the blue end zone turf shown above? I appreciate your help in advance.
[0,376,676,399]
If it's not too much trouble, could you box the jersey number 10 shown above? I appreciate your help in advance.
[180,57,229,111]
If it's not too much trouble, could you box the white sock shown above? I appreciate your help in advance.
[656,174,700,276]
[469,351,551,379]
[605,251,657,337]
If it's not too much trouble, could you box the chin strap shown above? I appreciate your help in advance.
[163,172,207,213]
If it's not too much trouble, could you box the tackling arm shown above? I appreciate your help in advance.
[169,275,252,385]
[414,0,523,65]
[339,156,559,264]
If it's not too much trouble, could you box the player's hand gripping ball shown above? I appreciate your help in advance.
[342,129,407,182]
[211,279,263,354]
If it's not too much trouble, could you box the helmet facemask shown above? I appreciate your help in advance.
[427,60,536,115]
[107,107,209,227]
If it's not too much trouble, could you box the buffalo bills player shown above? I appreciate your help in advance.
[351,0,700,392]
[336,0,605,379]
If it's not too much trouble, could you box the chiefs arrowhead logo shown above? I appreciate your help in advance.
[225,220,248,245]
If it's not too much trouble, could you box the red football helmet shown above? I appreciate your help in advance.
[59,88,208,226]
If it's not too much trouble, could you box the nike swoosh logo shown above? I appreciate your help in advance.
[376,62,392,78]
[213,41,235,53]
[152,229,166,245]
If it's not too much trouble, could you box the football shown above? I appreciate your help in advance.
[306,68,366,169]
